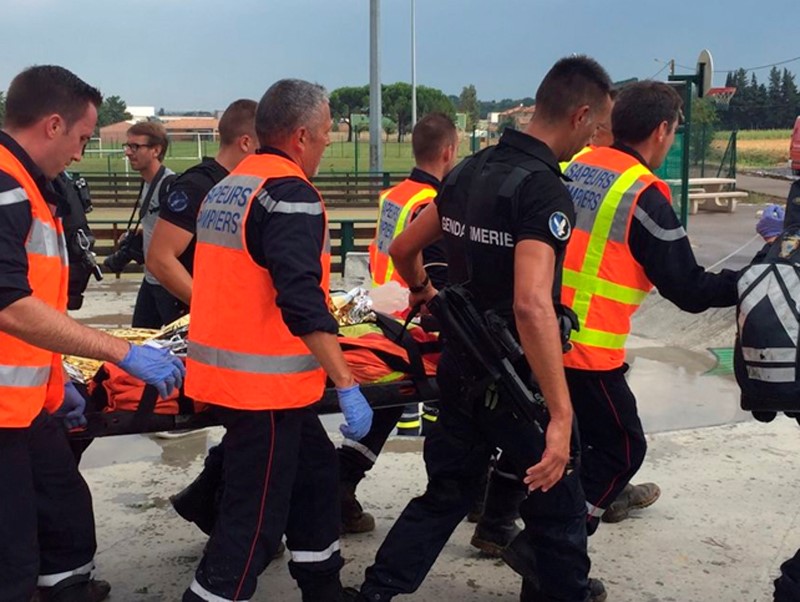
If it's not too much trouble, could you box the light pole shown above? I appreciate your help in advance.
[369,0,383,173]
[411,0,417,128]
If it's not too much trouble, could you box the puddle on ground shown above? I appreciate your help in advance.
[80,428,220,470]
[626,345,749,433]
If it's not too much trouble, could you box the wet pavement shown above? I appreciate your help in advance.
[68,192,800,601]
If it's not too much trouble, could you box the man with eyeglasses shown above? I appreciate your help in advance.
[121,121,181,328]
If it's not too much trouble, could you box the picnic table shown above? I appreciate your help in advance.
[666,177,748,214]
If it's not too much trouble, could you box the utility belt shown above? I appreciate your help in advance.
[427,284,579,468]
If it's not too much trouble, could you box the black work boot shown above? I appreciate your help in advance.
[508,533,607,602]
[298,575,349,602]
[601,482,661,523]
[520,576,607,602]
[170,470,221,535]
[470,472,526,557]
[341,587,368,601]
[340,481,375,534]
[37,576,111,602]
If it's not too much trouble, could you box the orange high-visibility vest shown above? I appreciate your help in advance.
[0,146,69,427]
[185,153,331,410]
[561,146,672,371]
[368,178,437,287]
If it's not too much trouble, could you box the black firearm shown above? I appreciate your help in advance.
[426,284,549,432]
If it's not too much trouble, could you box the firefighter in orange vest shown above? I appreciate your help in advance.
[334,114,459,532]
[182,79,373,602]
[369,114,455,437]
[557,81,738,533]
[0,66,185,602]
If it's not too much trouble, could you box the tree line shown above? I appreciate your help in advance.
[719,66,800,130]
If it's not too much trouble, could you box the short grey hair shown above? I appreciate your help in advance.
[255,79,328,146]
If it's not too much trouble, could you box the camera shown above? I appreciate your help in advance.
[102,230,145,275]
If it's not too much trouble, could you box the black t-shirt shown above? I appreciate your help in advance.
[435,128,574,319]
[405,167,449,289]
[158,157,228,274]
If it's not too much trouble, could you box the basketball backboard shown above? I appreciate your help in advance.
[696,49,714,97]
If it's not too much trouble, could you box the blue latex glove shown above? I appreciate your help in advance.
[337,384,373,441]
[55,381,87,430]
[118,341,186,400]
[757,204,785,240]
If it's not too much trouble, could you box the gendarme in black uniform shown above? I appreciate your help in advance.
[359,129,590,602]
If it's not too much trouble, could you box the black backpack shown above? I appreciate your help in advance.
[55,172,100,310]
[735,225,800,415]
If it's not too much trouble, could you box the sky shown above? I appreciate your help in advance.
[0,0,798,111]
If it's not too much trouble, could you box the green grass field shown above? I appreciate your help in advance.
[79,137,477,175]
[79,129,793,176]
[715,129,792,140]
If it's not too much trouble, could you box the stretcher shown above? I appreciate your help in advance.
[66,311,441,440]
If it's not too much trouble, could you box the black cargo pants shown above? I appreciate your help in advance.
[183,406,343,602]
[0,410,96,602]
[359,351,591,602]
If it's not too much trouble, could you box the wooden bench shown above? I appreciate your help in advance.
[88,218,376,278]
[688,190,749,215]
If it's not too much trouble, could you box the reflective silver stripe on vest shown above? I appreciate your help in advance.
[289,540,340,563]
[323,225,332,253]
[608,180,648,243]
[196,175,264,250]
[258,191,323,216]
[375,194,402,253]
[0,186,27,207]
[188,340,320,374]
[26,218,62,258]
[632,206,686,242]
[0,364,50,387]
[746,365,795,383]
[742,347,797,363]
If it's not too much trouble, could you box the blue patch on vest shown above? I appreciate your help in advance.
[549,211,571,241]
[167,190,189,213]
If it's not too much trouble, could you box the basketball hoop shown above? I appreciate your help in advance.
[707,87,737,109]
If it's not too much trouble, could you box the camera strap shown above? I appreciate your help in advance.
[125,165,167,235]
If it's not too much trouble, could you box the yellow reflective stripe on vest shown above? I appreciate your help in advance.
[562,269,649,306]
[559,146,592,172]
[381,188,437,284]
[569,325,629,350]
[187,340,320,375]
[569,163,651,350]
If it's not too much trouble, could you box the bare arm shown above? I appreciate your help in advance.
[300,331,355,389]
[146,218,194,305]
[0,296,129,363]
[513,239,573,492]
[389,203,443,305]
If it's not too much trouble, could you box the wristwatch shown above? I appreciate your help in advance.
[408,275,430,293]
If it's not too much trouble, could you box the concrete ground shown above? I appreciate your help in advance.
[70,197,800,601]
